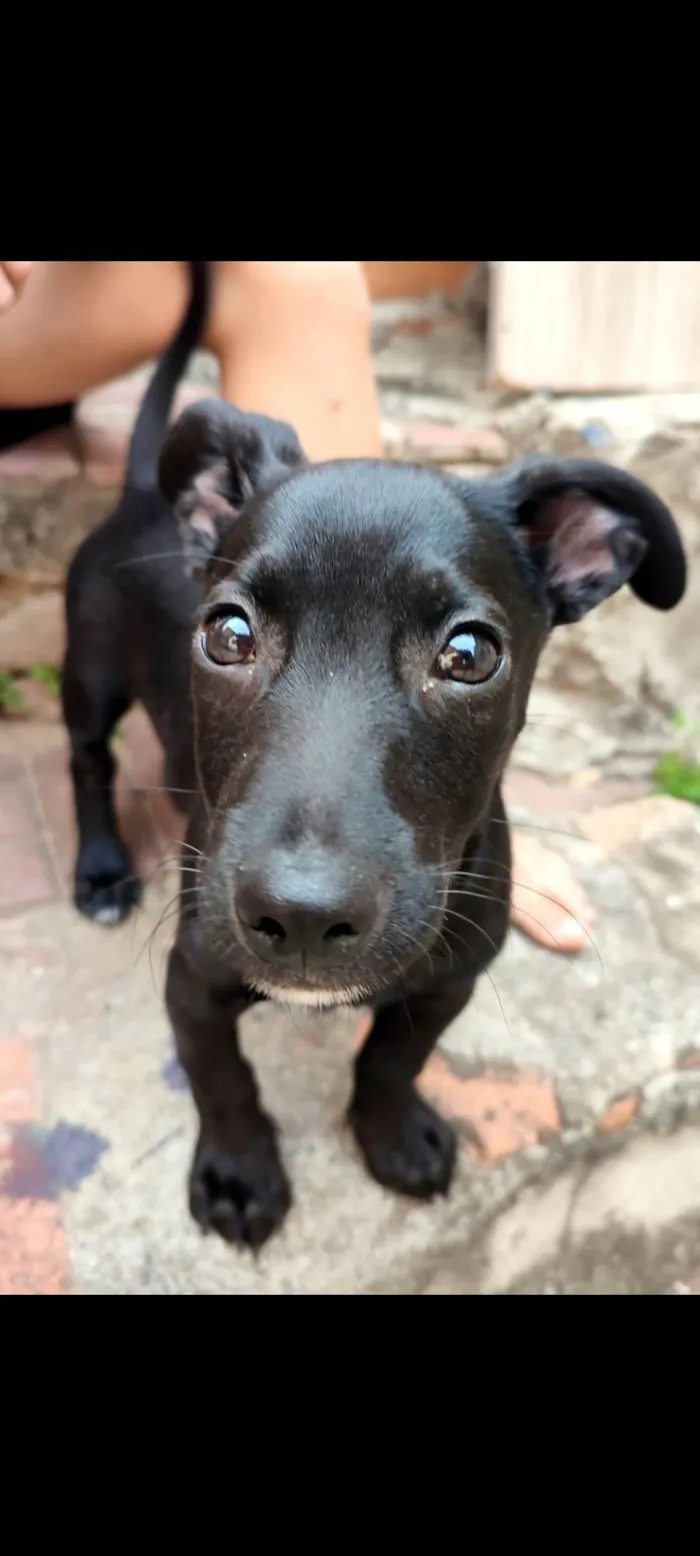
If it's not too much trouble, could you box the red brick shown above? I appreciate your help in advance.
[0,428,79,483]
[0,1200,71,1295]
[385,420,508,466]
[0,781,37,839]
[596,1093,640,1134]
[0,752,22,781]
[144,787,187,856]
[503,769,651,817]
[0,836,59,912]
[32,740,164,886]
[352,1015,561,1164]
[0,1035,71,1293]
[0,590,65,672]
[76,375,206,484]
[0,1036,35,1129]
[30,755,75,880]
[419,1055,561,1161]
[392,316,436,338]
[119,706,163,788]
[117,708,188,853]
[11,677,62,724]
[0,721,64,763]
[577,795,697,853]
[31,741,70,783]
[114,782,165,880]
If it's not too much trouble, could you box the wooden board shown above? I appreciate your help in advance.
[489,261,700,392]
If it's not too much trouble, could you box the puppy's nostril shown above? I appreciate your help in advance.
[253,916,286,942]
[323,921,357,943]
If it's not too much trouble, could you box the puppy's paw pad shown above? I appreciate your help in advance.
[74,838,141,925]
[190,1135,291,1252]
[351,1091,456,1200]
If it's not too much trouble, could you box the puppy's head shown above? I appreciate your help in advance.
[160,404,686,1008]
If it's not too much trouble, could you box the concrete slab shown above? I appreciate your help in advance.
[3,795,699,1293]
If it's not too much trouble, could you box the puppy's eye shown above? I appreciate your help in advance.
[435,627,501,684]
[202,613,256,665]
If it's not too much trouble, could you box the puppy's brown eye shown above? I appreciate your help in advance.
[435,628,501,684]
[202,613,256,665]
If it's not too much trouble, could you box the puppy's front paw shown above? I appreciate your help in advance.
[350,1087,456,1200]
[75,836,141,925]
[189,1127,292,1252]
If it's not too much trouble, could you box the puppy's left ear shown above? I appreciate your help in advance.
[468,456,686,626]
[158,397,307,572]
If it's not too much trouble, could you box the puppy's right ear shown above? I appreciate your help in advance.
[158,397,307,572]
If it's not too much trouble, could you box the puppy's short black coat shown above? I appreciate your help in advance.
[62,263,687,1250]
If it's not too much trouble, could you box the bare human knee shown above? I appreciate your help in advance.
[213,261,380,460]
[210,260,373,371]
[231,259,370,320]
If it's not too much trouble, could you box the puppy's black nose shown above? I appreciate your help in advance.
[235,855,377,972]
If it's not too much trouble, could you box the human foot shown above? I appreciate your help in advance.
[509,832,596,953]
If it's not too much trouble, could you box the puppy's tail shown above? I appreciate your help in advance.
[126,260,211,491]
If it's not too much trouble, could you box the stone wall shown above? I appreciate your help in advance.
[494,393,700,773]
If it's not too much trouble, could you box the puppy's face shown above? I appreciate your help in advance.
[159,401,685,1008]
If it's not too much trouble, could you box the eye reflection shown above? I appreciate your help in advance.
[435,628,501,684]
[202,614,256,665]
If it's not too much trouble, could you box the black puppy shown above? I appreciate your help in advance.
[62,267,687,1251]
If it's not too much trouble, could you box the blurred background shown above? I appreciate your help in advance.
[0,260,698,1294]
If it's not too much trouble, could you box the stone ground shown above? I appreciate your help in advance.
[1,295,700,1295]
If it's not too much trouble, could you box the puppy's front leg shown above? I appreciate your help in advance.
[349,980,476,1199]
[166,943,292,1251]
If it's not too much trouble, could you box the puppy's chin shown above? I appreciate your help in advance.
[248,976,370,1010]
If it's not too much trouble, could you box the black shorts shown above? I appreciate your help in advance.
[0,401,75,455]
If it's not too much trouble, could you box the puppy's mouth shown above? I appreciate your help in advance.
[245,972,371,1010]
[235,910,443,1010]
[231,921,400,1008]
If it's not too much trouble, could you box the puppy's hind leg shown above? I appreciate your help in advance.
[62,639,141,926]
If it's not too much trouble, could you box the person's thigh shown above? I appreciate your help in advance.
[0,261,191,406]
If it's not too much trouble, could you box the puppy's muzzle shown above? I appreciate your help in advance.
[234,849,380,975]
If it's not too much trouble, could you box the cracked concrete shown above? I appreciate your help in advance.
[3,777,699,1294]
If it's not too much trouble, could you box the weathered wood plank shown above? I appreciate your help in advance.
[489,262,700,392]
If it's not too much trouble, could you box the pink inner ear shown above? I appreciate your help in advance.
[188,461,238,541]
[536,491,622,586]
